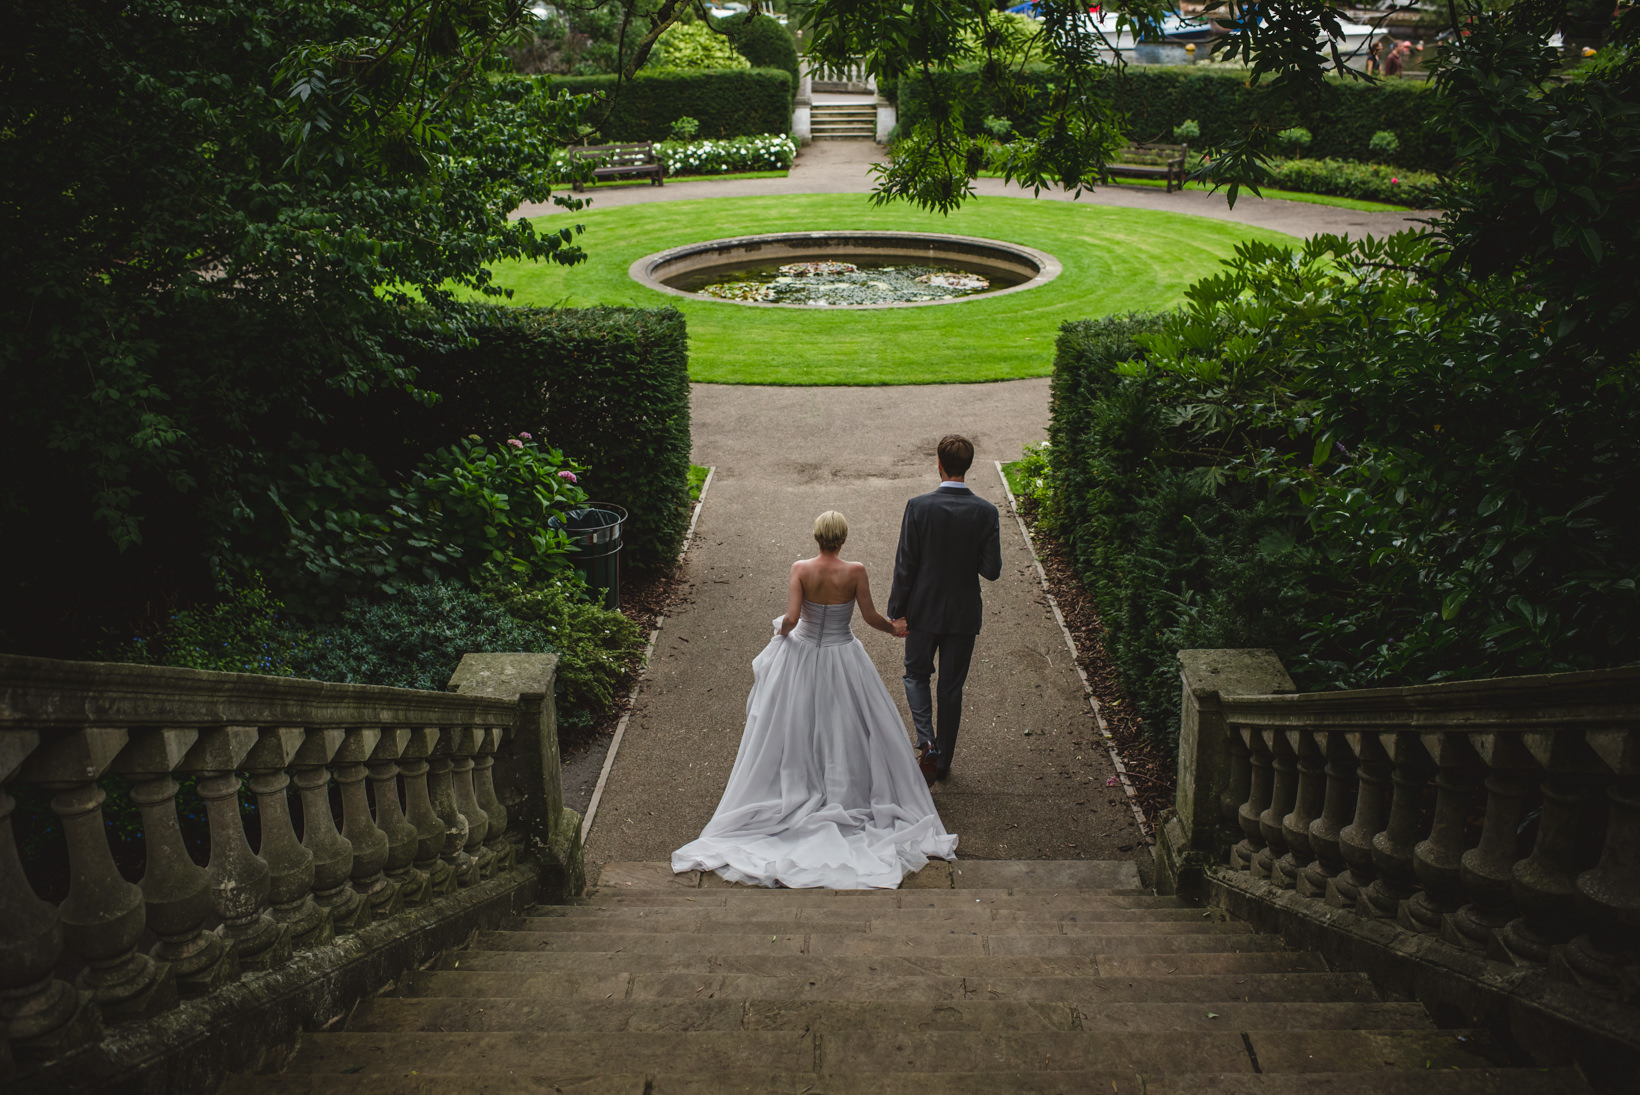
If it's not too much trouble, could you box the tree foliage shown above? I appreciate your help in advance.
[0,0,595,650]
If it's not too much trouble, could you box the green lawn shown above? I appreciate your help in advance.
[493,193,1297,384]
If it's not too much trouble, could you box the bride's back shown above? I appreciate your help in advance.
[796,553,862,605]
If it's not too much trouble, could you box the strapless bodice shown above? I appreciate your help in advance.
[792,598,856,647]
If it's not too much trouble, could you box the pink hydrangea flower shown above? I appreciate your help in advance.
[518,432,533,441]
[1391,177,1400,184]
[558,470,578,483]
[507,438,524,449]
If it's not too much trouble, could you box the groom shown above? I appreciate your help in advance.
[887,434,1003,785]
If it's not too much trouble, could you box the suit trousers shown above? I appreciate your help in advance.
[902,631,976,765]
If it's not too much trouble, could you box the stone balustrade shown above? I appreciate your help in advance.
[1157,650,1640,1076]
[0,651,583,1088]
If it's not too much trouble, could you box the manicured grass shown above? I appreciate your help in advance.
[493,193,1296,384]
[688,464,710,502]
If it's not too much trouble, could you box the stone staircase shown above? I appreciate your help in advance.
[223,860,1594,1094]
[810,101,877,141]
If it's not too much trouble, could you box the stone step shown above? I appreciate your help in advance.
[222,1068,1596,1095]
[568,887,1175,911]
[595,860,1143,893]
[533,899,1211,922]
[498,914,1252,936]
[431,949,1332,978]
[261,1027,1505,1077]
[343,996,1433,1035]
[395,968,1382,1005]
[470,927,1285,957]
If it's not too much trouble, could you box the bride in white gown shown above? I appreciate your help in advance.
[672,511,958,889]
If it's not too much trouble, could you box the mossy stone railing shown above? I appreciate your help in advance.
[1156,651,1640,1091]
[0,652,584,1092]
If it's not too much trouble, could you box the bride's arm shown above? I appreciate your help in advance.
[778,563,804,635]
[853,565,896,635]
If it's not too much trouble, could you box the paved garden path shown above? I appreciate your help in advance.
[561,141,1422,885]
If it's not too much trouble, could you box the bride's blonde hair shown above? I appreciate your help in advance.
[813,511,848,552]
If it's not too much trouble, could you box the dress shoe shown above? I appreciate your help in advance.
[917,745,939,786]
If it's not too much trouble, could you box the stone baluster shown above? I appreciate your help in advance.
[427,733,475,887]
[1330,732,1390,910]
[1221,728,1252,847]
[290,730,364,934]
[27,728,177,1020]
[1498,731,1604,964]
[0,731,102,1061]
[1400,733,1476,934]
[473,727,515,873]
[367,729,427,909]
[1447,732,1532,952]
[1233,727,1272,872]
[1555,728,1639,994]
[1301,731,1357,899]
[399,728,456,897]
[1275,730,1325,890]
[1255,730,1297,881]
[449,727,492,880]
[332,728,398,922]
[244,727,329,951]
[1362,732,1429,920]
[183,727,289,972]
[112,729,234,995]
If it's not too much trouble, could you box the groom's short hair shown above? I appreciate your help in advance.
[937,434,974,478]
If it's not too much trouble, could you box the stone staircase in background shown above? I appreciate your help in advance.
[810,101,877,141]
[222,861,1594,1094]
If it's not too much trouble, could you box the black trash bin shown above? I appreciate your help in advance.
[553,503,626,610]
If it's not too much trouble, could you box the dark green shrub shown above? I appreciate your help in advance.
[292,580,551,692]
[527,68,792,140]
[398,305,692,573]
[1263,157,1441,206]
[723,13,800,101]
[1275,126,1312,155]
[898,65,1450,173]
[1046,233,1640,756]
[486,578,646,735]
[107,578,308,676]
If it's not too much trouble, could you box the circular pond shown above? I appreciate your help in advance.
[630,231,1061,309]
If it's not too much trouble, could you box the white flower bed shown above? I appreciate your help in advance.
[550,133,797,182]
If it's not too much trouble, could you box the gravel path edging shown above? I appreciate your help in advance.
[995,459,1155,849]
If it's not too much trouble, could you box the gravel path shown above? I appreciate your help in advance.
[564,138,1423,885]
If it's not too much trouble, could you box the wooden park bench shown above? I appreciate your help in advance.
[1103,142,1188,193]
[568,142,665,191]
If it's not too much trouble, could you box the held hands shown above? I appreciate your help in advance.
[891,617,909,639]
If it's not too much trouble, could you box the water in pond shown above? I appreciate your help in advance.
[677,260,1023,306]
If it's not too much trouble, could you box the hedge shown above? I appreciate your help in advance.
[396,306,693,572]
[721,12,800,102]
[535,68,792,141]
[898,64,1450,173]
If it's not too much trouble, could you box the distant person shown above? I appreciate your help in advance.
[1366,38,1382,76]
[1384,39,1411,76]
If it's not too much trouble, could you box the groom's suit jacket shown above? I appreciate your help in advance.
[886,484,1003,635]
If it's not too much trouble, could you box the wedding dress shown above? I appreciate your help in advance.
[671,598,958,889]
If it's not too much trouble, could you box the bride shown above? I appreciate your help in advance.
[672,511,958,888]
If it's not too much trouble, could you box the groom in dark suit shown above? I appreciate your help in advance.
[887,434,1003,785]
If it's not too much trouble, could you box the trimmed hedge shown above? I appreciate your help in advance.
[723,13,800,102]
[398,306,692,572]
[898,64,1450,173]
[538,68,792,140]
[1262,157,1441,206]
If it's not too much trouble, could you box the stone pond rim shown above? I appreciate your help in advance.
[630,230,1063,309]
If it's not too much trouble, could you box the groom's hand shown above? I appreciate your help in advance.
[891,617,909,638]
